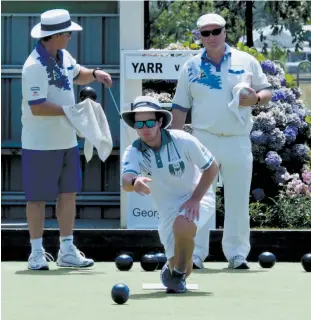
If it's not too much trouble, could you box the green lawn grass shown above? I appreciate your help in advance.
[2,262,310,320]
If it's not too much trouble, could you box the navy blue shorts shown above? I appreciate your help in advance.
[22,146,82,201]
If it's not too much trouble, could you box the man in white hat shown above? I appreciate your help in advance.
[21,9,112,270]
[171,13,272,269]
[121,96,218,293]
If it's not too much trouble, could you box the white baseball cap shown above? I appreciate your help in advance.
[197,13,226,29]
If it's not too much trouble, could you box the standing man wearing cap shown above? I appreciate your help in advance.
[121,96,218,293]
[22,9,112,270]
[171,13,272,269]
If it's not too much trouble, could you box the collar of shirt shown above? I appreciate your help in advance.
[133,129,171,152]
[35,41,64,67]
[201,43,231,71]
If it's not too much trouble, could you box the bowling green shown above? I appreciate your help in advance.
[2,262,310,320]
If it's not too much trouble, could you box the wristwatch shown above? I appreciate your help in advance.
[255,95,261,105]
[92,67,102,79]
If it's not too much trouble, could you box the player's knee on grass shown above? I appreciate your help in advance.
[173,215,196,240]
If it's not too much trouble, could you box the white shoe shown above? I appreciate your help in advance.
[56,245,94,268]
[193,255,204,269]
[28,249,54,270]
[228,255,249,269]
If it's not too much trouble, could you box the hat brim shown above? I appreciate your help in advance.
[31,21,82,38]
[121,106,172,129]
[198,22,225,28]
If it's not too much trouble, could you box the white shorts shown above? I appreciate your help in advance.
[158,195,215,260]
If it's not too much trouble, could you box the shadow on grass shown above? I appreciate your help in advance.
[130,290,213,300]
[193,268,267,274]
[15,268,105,276]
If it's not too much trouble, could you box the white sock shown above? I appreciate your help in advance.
[30,238,43,252]
[173,267,185,275]
[60,235,73,252]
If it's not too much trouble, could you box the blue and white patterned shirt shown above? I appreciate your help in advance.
[172,44,271,136]
[21,42,80,150]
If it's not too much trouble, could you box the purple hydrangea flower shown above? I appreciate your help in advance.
[191,29,200,40]
[279,75,286,86]
[265,151,282,170]
[291,87,302,99]
[268,128,286,151]
[252,188,266,201]
[250,130,268,145]
[272,89,287,102]
[283,125,298,144]
[291,144,310,162]
[261,60,277,75]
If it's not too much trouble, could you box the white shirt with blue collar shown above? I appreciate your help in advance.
[172,44,271,136]
[121,129,215,217]
[21,42,80,150]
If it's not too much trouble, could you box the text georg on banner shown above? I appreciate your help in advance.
[126,182,160,229]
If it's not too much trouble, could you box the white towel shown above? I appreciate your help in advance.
[228,73,253,126]
[63,98,113,163]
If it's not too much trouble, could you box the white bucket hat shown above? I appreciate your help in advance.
[121,96,172,129]
[31,9,82,39]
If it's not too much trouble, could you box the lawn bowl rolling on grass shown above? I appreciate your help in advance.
[2,261,310,320]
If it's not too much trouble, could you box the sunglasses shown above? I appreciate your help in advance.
[200,28,223,37]
[134,119,157,129]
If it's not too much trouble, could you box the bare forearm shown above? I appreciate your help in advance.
[74,66,96,85]
[171,109,187,130]
[191,160,219,201]
[30,101,65,116]
[257,89,272,106]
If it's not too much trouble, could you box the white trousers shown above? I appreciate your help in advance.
[158,194,215,261]
[193,129,252,262]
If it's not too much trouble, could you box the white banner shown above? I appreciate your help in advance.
[125,55,194,80]
[126,192,159,229]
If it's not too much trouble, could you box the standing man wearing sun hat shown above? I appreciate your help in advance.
[171,13,272,269]
[22,9,113,270]
[121,96,218,293]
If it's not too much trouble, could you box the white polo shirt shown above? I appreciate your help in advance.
[172,44,271,136]
[21,41,81,150]
[121,129,215,216]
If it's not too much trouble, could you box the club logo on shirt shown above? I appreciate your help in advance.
[30,86,40,96]
[168,160,185,178]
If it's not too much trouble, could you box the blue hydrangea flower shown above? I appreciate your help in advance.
[271,107,287,128]
[265,151,282,170]
[287,113,302,129]
[261,60,276,75]
[283,125,298,144]
[252,188,266,201]
[291,144,311,162]
[272,90,286,102]
[250,130,268,145]
[267,128,286,151]
[253,112,276,132]
[252,145,267,163]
